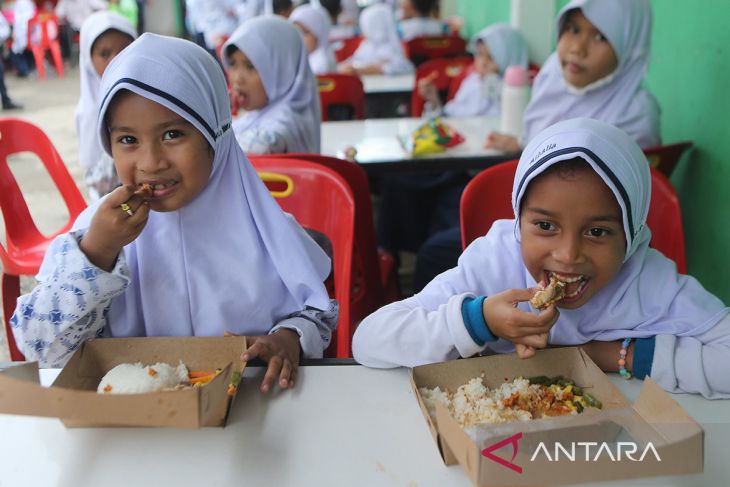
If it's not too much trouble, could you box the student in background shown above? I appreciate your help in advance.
[354,118,730,400]
[54,0,108,60]
[486,0,660,152]
[273,0,294,18]
[418,23,527,118]
[398,0,445,41]
[0,12,21,109]
[11,34,337,394]
[75,11,136,201]
[290,3,336,74]
[9,0,34,77]
[337,2,413,75]
[224,16,321,154]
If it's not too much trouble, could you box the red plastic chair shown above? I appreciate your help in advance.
[257,153,401,306]
[0,118,87,361]
[27,12,64,80]
[460,160,687,273]
[410,56,472,116]
[404,35,467,66]
[316,74,365,121]
[333,35,363,63]
[642,141,693,178]
[250,157,356,358]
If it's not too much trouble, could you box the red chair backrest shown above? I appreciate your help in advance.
[333,35,363,63]
[0,118,87,273]
[28,12,59,48]
[404,35,467,65]
[642,141,693,178]
[316,73,365,121]
[251,153,397,339]
[460,160,687,274]
[410,56,472,117]
[248,156,357,358]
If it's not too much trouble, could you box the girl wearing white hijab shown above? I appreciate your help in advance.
[420,23,528,119]
[355,118,730,399]
[12,34,337,394]
[486,0,661,152]
[338,3,413,75]
[290,4,337,75]
[223,17,321,154]
[398,0,446,42]
[75,11,137,201]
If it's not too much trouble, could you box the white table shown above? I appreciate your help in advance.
[0,364,727,487]
[360,73,415,95]
[321,116,519,173]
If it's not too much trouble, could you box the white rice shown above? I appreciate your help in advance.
[97,361,189,394]
[419,376,537,428]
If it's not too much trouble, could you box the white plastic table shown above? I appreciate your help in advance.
[321,116,519,174]
[0,364,726,487]
[360,73,415,95]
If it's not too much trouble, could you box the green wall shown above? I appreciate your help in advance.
[458,0,730,302]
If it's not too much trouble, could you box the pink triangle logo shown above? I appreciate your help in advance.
[481,432,523,474]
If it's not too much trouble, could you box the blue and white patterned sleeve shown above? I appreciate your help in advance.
[270,299,340,358]
[10,231,131,368]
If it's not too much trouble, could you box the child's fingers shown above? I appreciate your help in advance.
[515,343,536,359]
[240,338,263,362]
[260,355,283,394]
[278,359,294,389]
[500,287,540,305]
[104,184,137,207]
[516,333,549,349]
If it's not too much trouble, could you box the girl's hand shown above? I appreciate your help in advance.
[241,329,301,394]
[79,185,150,271]
[417,72,440,106]
[337,63,357,75]
[484,131,521,152]
[482,288,559,346]
[514,333,549,359]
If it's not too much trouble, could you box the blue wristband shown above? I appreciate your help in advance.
[461,296,498,346]
[631,337,655,380]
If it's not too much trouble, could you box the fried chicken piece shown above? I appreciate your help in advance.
[530,277,566,309]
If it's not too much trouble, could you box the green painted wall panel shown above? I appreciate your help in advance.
[457,0,730,302]
[457,0,511,38]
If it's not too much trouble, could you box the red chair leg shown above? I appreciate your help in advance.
[2,273,25,361]
[31,46,46,80]
[49,41,64,78]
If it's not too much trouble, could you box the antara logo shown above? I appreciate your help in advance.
[481,433,662,474]
[481,432,523,473]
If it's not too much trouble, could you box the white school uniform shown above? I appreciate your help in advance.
[398,16,445,41]
[289,4,337,74]
[224,16,321,154]
[12,34,336,367]
[345,3,413,75]
[353,118,730,399]
[75,12,137,201]
[523,0,661,148]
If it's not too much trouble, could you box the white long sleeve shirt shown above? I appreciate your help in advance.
[353,288,730,400]
[12,231,338,368]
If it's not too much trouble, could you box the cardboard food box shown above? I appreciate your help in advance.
[411,347,703,486]
[0,336,247,428]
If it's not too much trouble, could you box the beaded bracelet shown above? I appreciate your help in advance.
[619,337,633,380]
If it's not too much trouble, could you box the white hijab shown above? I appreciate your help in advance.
[349,3,413,74]
[444,23,528,118]
[290,4,336,75]
[75,12,137,170]
[224,17,321,153]
[523,0,661,148]
[417,118,727,350]
[48,33,331,338]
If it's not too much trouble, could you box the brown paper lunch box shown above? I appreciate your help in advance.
[0,336,247,428]
[411,347,703,486]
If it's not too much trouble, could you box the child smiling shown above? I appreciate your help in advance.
[354,118,730,399]
[11,33,337,394]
